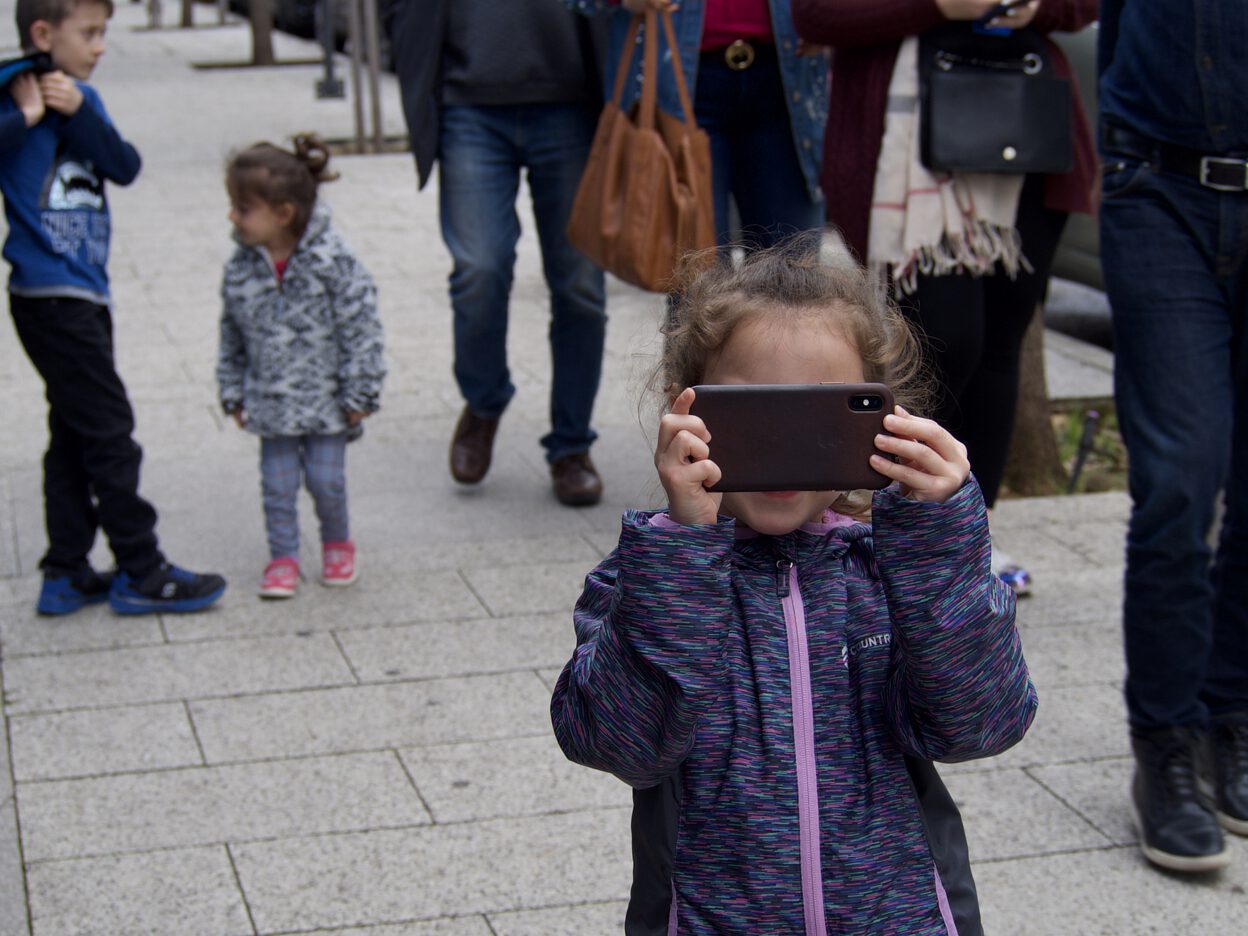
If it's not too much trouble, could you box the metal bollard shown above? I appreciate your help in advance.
[316,0,345,99]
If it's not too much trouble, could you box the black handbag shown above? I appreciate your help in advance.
[918,24,1073,174]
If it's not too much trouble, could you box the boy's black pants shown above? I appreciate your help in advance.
[10,295,162,577]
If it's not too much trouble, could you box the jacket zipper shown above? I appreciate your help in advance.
[777,559,828,936]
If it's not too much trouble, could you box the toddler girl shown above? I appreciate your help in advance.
[216,134,385,598]
[552,247,1036,934]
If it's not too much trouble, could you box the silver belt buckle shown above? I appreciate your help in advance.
[1199,156,1248,192]
[724,39,755,71]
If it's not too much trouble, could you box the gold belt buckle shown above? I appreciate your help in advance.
[724,39,756,71]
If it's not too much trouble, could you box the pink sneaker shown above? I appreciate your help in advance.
[259,557,299,599]
[321,540,357,587]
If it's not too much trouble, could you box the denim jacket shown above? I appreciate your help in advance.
[569,0,827,202]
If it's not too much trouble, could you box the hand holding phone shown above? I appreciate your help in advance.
[656,387,723,525]
[975,0,1034,28]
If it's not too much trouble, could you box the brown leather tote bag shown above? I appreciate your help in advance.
[566,10,715,293]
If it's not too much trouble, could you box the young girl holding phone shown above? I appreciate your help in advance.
[552,247,1036,934]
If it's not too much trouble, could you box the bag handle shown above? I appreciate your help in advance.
[658,9,698,127]
[609,11,700,131]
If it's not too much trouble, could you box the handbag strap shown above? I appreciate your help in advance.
[609,11,700,131]
[658,10,698,128]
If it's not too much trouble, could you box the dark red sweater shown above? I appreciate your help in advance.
[792,0,1099,263]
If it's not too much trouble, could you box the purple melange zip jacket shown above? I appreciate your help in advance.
[552,479,1036,935]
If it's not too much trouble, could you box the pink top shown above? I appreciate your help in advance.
[702,0,774,50]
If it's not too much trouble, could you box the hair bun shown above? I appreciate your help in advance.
[291,133,339,184]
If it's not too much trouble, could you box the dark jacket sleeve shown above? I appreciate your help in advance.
[58,89,140,185]
[551,511,736,788]
[872,479,1037,763]
[793,0,1096,48]
[381,0,447,190]
[792,0,946,48]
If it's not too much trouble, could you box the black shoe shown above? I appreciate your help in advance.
[108,562,227,615]
[1131,726,1230,872]
[1207,714,1248,836]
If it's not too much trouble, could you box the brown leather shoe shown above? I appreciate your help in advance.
[551,452,603,507]
[449,407,499,484]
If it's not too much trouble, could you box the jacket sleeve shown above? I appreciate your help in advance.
[792,0,1097,48]
[58,86,140,185]
[1030,0,1099,35]
[215,266,246,414]
[551,511,736,788]
[792,0,946,49]
[328,239,386,414]
[381,0,445,190]
[872,479,1037,763]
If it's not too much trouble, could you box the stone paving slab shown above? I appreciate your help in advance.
[335,614,573,682]
[229,810,632,934]
[25,846,252,936]
[292,922,494,936]
[188,672,554,763]
[18,751,430,861]
[973,844,1248,935]
[3,633,356,713]
[397,736,629,825]
[489,903,629,936]
[8,703,202,782]
[942,767,1114,862]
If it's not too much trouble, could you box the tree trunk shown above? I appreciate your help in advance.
[180,0,194,28]
[249,0,276,66]
[1002,304,1068,496]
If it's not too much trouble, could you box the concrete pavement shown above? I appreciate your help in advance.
[0,4,1244,934]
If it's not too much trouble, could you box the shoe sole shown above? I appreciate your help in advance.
[321,572,358,587]
[1196,773,1248,837]
[109,583,226,615]
[1130,802,1231,872]
[36,592,110,616]
[1217,810,1248,837]
[258,587,296,599]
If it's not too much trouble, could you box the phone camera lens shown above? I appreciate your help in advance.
[851,395,883,412]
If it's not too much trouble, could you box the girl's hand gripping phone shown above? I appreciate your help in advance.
[870,407,971,504]
[656,388,724,525]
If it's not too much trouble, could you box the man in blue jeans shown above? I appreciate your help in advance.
[382,0,608,507]
[1099,0,1248,873]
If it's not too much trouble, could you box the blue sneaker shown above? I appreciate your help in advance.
[37,569,114,616]
[991,548,1032,597]
[108,563,226,615]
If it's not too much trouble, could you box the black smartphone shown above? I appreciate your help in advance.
[688,383,895,492]
[976,0,1032,26]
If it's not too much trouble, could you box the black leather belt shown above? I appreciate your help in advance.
[1103,124,1248,193]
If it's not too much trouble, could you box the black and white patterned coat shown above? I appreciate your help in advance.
[216,201,385,437]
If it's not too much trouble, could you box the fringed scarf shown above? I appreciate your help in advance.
[867,36,1029,295]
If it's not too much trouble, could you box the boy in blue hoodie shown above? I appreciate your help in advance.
[0,0,226,615]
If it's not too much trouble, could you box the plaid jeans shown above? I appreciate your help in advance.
[259,434,349,560]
